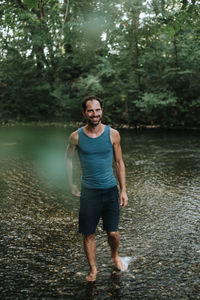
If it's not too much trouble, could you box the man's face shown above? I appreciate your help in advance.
[83,100,103,126]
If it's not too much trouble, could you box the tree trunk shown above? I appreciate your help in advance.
[173,35,179,67]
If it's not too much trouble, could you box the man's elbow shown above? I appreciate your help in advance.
[116,159,125,169]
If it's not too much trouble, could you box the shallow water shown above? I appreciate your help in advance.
[0,126,200,299]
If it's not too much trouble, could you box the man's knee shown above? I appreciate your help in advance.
[83,233,95,242]
[107,231,119,239]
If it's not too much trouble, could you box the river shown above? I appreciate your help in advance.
[0,126,199,299]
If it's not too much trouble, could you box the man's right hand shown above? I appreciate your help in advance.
[71,184,80,198]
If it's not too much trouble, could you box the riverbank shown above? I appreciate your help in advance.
[1,121,200,131]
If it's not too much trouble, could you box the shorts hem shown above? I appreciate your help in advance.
[79,230,96,235]
[103,227,119,232]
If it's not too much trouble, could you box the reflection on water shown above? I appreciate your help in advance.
[0,126,200,299]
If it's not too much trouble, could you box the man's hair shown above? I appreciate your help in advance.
[81,95,103,112]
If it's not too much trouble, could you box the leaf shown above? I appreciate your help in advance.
[23,0,39,9]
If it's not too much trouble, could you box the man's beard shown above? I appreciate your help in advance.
[88,117,101,126]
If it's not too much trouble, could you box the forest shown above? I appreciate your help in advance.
[0,0,200,127]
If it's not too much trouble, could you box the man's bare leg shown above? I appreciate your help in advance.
[83,234,98,281]
[107,231,127,271]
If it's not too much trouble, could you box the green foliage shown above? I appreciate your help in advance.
[135,92,177,114]
[0,0,200,127]
[133,92,177,125]
[73,75,104,96]
[23,0,39,9]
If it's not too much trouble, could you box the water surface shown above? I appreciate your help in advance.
[0,126,199,299]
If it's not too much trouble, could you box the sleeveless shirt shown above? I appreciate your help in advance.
[77,125,117,189]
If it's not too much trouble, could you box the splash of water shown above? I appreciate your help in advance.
[120,256,133,271]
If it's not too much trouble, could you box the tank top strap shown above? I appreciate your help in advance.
[104,125,109,135]
[105,125,112,144]
[78,127,84,134]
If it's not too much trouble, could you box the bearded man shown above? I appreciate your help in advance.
[66,96,128,281]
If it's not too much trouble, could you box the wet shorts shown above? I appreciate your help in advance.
[79,185,119,235]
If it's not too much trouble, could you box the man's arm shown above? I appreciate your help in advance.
[111,128,128,208]
[66,131,80,197]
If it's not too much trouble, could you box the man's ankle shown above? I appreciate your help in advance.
[111,253,119,259]
[90,264,97,270]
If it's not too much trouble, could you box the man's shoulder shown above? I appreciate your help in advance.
[109,127,120,143]
[69,129,79,145]
[110,127,120,136]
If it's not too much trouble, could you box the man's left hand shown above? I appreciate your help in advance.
[120,191,128,208]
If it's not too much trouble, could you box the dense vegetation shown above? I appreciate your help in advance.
[0,0,200,127]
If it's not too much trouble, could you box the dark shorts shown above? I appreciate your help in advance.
[79,185,119,235]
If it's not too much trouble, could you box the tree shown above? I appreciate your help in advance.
[0,0,199,126]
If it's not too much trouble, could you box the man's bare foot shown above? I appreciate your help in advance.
[85,273,97,282]
[112,256,128,272]
[85,267,98,282]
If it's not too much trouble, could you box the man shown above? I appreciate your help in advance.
[66,95,128,282]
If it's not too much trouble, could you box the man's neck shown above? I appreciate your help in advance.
[84,123,105,137]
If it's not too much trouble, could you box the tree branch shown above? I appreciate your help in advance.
[62,0,70,33]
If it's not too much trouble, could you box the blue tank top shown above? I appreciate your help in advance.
[77,125,117,189]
